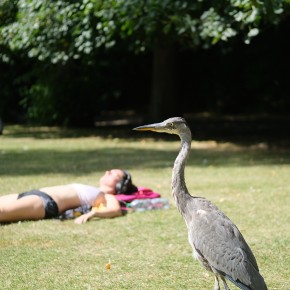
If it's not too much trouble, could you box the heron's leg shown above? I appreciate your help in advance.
[213,276,220,290]
[220,276,230,290]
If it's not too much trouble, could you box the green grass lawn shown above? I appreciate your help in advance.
[0,125,289,290]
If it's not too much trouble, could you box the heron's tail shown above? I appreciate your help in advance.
[225,275,250,290]
[226,272,268,290]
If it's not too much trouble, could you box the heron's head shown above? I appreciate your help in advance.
[133,117,189,136]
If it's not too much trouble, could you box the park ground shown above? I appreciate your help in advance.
[0,119,289,289]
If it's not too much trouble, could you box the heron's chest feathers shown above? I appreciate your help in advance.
[188,231,213,272]
[191,243,202,261]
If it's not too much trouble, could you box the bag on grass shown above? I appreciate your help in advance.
[116,186,162,212]
[59,205,91,220]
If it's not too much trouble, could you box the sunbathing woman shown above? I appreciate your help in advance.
[0,169,137,224]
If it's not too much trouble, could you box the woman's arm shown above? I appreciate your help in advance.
[74,193,122,224]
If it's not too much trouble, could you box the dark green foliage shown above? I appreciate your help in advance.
[0,0,287,62]
[0,0,289,125]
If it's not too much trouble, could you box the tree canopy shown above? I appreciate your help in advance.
[1,0,287,63]
[0,0,289,124]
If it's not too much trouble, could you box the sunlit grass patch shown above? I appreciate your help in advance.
[0,125,289,289]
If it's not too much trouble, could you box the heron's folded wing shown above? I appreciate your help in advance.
[189,199,260,287]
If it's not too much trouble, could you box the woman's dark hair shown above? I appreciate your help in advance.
[115,170,138,195]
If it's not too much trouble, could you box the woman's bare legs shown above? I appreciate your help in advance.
[0,194,19,204]
[0,194,45,222]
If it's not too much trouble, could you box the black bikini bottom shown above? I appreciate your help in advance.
[18,190,59,219]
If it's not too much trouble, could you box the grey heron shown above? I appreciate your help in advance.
[133,117,267,290]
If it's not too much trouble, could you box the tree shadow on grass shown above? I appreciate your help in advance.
[1,120,290,177]
[3,116,290,148]
[1,146,290,177]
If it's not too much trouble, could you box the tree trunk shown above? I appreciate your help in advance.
[149,42,178,121]
[0,117,3,135]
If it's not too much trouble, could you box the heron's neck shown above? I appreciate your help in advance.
[172,131,192,201]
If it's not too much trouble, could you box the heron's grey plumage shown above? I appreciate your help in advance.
[134,117,267,290]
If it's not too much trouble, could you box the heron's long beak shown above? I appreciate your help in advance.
[133,122,163,132]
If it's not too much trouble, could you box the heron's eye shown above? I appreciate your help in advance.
[166,122,174,130]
